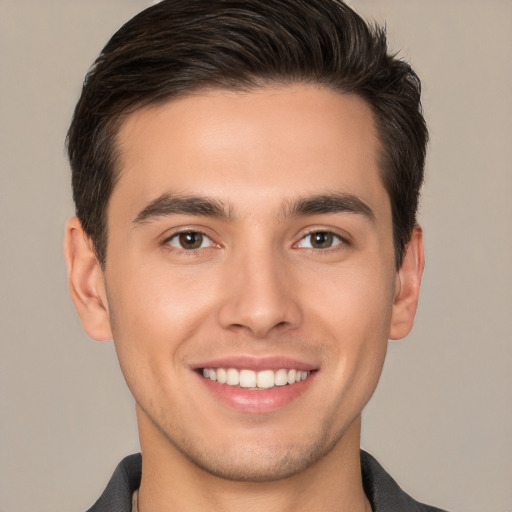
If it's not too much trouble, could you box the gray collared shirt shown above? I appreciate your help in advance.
[85,451,449,512]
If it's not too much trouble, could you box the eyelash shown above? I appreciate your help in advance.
[295,229,348,251]
[162,228,349,254]
[162,230,217,252]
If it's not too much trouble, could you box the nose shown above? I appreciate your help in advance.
[217,245,302,338]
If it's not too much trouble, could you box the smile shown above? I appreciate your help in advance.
[202,368,311,389]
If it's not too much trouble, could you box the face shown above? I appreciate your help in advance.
[71,84,420,481]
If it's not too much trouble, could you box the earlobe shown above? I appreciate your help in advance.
[389,225,425,340]
[64,217,113,341]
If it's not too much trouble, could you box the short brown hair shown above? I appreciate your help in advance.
[67,0,428,268]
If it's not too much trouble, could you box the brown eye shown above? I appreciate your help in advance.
[310,232,334,249]
[167,231,212,250]
[179,232,203,249]
[297,231,343,249]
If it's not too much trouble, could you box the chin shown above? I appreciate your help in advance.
[186,447,325,482]
[167,422,344,482]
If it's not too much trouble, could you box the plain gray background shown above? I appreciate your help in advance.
[1,1,511,511]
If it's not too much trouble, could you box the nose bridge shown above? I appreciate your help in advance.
[218,234,301,337]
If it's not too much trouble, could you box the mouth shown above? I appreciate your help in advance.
[193,357,318,413]
[200,367,312,390]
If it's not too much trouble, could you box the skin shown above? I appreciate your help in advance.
[65,84,424,512]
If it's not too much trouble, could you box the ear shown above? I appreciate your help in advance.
[64,217,112,341]
[389,225,425,340]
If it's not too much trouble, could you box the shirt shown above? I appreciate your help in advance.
[85,451,449,512]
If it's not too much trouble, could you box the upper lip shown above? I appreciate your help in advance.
[191,355,318,372]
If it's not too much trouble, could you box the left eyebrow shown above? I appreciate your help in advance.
[285,193,375,222]
[132,193,231,225]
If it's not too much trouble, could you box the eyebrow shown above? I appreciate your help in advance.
[286,193,375,222]
[132,191,374,226]
[133,193,231,224]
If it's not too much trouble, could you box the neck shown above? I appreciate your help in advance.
[136,409,370,512]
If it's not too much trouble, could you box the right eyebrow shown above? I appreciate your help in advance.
[285,192,375,223]
[132,193,231,225]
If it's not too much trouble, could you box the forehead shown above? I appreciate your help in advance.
[110,84,388,220]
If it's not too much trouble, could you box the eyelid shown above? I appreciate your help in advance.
[161,226,220,250]
[294,227,350,249]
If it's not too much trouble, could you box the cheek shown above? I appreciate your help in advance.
[305,264,393,389]
[305,259,395,336]
[109,254,217,324]
[105,262,219,381]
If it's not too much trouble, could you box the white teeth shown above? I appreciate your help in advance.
[226,368,239,386]
[274,369,288,386]
[256,370,275,389]
[239,369,257,388]
[202,367,311,389]
[216,368,227,384]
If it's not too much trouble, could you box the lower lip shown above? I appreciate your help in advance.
[197,372,316,414]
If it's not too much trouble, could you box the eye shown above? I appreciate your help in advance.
[296,231,344,250]
[165,231,214,250]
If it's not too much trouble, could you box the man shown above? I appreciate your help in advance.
[64,1,447,510]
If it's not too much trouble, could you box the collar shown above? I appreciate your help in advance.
[86,451,448,512]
